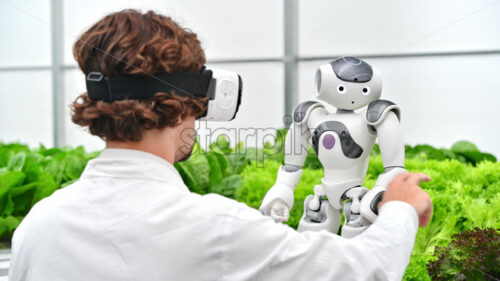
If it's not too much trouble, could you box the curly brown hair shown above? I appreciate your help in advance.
[71,9,208,142]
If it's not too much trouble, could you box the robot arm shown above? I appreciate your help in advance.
[259,101,324,222]
[361,100,406,223]
[284,101,321,169]
[377,111,404,171]
[366,99,405,172]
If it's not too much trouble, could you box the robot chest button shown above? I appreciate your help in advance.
[322,134,335,150]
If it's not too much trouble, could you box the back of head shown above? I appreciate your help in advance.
[71,9,207,142]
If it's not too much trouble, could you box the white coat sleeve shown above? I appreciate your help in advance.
[215,200,419,281]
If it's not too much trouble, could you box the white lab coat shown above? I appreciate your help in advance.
[9,148,418,281]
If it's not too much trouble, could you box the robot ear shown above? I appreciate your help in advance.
[314,69,322,95]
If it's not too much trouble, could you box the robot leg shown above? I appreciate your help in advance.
[298,185,342,233]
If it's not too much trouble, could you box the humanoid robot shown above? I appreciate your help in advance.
[259,57,406,238]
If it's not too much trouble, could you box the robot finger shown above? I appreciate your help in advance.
[308,196,321,211]
[270,207,289,223]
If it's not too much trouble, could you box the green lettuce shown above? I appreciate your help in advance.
[0,139,497,281]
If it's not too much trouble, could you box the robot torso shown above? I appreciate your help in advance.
[306,105,376,184]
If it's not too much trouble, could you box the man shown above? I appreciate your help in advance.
[9,9,432,281]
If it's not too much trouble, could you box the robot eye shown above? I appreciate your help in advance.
[337,85,346,94]
[362,87,370,96]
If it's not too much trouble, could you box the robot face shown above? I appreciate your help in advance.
[314,57,382,110]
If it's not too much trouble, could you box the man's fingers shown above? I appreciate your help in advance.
[419,202,433,227]
[418,194,433,226]
[406,173,431,185]
[394,172,411,183]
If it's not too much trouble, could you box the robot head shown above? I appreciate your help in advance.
[314,57,382,110]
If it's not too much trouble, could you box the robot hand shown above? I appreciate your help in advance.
[260,166,302,223]
[259,182,295,223]
[360,167,406,223]
[269,200,290,223]
[342,186,371,238]
[343,187,369,227]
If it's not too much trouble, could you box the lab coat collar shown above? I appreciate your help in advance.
[80,148,188,191]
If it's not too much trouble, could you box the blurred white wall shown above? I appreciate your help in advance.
[299,0,500,56]
[0,0,51,67]
[62,0,283,63]
[298,0,500,157]
[0,0,53,146]
[0,71,53,146]
[59,0,284,152]
[1,0,499,157]
[299,55,500,156]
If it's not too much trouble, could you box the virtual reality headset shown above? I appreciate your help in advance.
[85,66,242,121]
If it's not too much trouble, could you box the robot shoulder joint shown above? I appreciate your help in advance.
[293,101,324,124]
[366,99,401,127]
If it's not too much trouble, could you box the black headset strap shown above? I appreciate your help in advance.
[86,70,213,102]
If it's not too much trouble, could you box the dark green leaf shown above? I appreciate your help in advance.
[175,162,202,194]
[32,172,58,205]
[206,153,223,187]
[451,141,479,153]
[0,216,21,240]
[0,171,25,216]
[11,182,37,215]
[211,175,242,199]
[7,152,26,172]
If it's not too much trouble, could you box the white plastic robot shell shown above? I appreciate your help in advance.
[290,98,403,174]
[366,102,401,127]
[259,167,303,214]
[315,63,382,110]
[260,57,407,238]
[306,104,375,184]
[292,102,324,125]
[374,111,405,168]
[201,69,240,121]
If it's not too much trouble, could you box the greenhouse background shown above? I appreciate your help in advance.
[1,0,499,157]
[1,0,499,280]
